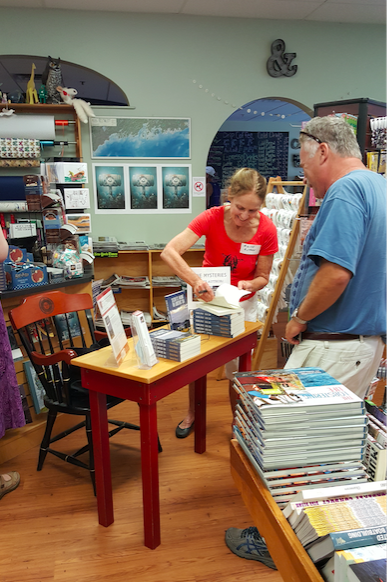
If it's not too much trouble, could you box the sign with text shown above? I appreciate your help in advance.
[96,288,129,366]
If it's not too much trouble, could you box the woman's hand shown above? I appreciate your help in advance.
[238,280,256,293]
[193,280,214,302]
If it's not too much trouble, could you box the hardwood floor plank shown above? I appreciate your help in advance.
[0,372,283,582]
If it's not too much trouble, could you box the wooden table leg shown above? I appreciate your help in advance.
[139,402,160,550]
[239,350,252,372]
[89,390,114,527]
[194,375,207,454]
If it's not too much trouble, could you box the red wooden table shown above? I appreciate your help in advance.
[72,321,261,549]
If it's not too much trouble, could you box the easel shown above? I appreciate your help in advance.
[251,178,308,370]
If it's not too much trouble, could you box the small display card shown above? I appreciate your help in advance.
[96,287,129,366]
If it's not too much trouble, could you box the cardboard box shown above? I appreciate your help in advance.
[5,245,31,264]
[4,262,48,290]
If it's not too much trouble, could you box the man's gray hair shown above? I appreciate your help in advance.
[300,116,362,159]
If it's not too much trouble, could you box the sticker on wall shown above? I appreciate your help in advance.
[93,164,128,214]
[192,177,205,197]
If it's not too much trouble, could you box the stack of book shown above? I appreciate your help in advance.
[149,329,201,362]
[192,283,248,337]
[233,368,370,507]
[281,480,386,572]
[193,306,244,337]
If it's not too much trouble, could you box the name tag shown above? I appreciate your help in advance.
[240,243,261,255]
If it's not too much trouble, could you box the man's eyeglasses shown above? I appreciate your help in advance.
[299,131,323,144]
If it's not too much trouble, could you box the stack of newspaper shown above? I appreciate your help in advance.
[233,367,370,508]
[152,276,181,287]
[93,237,118,257]
[118,275,150,288]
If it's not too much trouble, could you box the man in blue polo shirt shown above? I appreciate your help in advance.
[284,116,386,398]
[225,115,386,566]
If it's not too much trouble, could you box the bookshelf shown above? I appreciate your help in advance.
[93,248,204,324]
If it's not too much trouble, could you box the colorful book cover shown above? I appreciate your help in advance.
[164,290,190,332]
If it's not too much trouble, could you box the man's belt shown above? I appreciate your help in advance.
[301,332,361,341]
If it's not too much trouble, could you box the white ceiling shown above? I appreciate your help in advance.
[0,0,385,24]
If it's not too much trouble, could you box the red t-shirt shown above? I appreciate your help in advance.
[188,206,278,287]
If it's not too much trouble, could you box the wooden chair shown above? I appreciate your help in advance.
[9,290,161,493]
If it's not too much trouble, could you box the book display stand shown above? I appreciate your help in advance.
[252,178,308,370]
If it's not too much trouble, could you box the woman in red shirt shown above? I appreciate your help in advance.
[161,167,278,438]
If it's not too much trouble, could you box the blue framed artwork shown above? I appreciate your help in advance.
[93,164,128,213]
[128,166,158,210]
[90,117,191,159]
[162,165,191,211]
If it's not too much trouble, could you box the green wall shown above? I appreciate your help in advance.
[0,8,385,244]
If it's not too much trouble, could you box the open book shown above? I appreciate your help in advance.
[196,283,250,316]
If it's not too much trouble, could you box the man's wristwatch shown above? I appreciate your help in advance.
[291,307,308,325]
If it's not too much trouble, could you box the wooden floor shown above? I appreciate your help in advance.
[0,370,283,582]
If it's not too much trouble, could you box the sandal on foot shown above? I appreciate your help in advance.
[0,472,20,500]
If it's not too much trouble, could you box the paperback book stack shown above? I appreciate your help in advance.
[281,480,387,574]
[192,283,248,338]
[193,306,244,338]
[149,329,201,362]
[233,367,370,508]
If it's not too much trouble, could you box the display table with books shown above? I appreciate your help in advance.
[230,367,387,582]
[71,320,262,550]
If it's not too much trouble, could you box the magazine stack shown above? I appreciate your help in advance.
[233,367,371,509]
[149,329,201,362]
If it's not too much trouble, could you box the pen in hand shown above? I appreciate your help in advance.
[197,290,208,294]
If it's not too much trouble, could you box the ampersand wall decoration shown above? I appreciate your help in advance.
[267,39,298,78]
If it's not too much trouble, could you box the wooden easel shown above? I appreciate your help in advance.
[251,178,308,370]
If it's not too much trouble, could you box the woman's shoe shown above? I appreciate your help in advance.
[175,420,194,439]
[0,472,20,500]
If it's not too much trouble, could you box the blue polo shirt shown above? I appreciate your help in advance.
[290,170,386,336]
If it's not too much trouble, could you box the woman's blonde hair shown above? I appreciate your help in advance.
[227,168,266,203]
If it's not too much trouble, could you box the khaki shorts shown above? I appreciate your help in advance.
[284,335,385,398]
